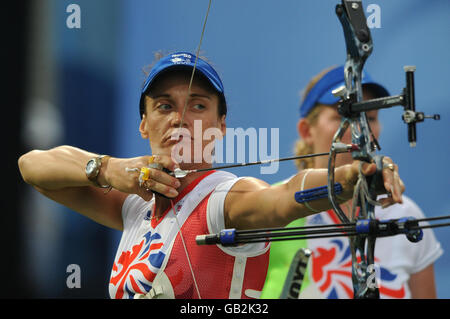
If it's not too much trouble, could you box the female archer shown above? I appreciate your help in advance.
[18,52,405,299]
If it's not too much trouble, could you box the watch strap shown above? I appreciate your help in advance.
[87,155,111,188]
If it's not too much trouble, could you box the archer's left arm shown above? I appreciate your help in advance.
[224,159,404,230]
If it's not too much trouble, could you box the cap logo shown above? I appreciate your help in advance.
[170,53,192,65]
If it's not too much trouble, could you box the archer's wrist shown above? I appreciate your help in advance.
[335,164,356,201]
[96,155,112,187]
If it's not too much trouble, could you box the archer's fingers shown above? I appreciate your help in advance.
[150,154,180,172]
[345,160,376,188]
[135,175,179,201]
[359,161,377,176]
[349,161,377,182]
[135,167,179,199]
[143,163,181,189]
[381,158,404,205]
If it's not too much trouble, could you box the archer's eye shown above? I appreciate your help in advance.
[192,104,206,111]
[157,104,172,111]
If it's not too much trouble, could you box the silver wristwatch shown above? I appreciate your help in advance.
[85,155,111,188]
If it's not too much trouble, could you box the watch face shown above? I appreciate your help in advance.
[86,159,96,175]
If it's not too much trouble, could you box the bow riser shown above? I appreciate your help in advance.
[333,0,380,298]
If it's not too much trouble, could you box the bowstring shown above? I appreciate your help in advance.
[171,0,212,300]
[170,199,202,299]
[178,0,212,130]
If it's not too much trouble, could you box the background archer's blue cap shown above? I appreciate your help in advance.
[139,51,225,117]
[299,65,390,118]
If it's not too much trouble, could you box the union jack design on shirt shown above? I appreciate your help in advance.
[310,238,406,298]
[307,211,406,299]
[110,228,165,299]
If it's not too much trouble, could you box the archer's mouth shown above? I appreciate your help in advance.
[163,130,193,145]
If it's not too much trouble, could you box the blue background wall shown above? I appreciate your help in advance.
[22,0,449,298]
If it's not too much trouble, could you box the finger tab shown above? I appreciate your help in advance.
[140,167,150,180]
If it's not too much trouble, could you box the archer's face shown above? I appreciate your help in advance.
[139,71,226,168]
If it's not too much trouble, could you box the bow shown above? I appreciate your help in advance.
[327,0,442,298]
[167,0,444,299]
[328,0,382,298]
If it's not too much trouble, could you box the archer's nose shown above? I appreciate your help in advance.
[170,110,183,127]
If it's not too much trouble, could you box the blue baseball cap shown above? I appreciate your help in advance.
[299,65,390,118]
[139,51,225,117]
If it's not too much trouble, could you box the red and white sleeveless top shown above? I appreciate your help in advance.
[109,170,270,299]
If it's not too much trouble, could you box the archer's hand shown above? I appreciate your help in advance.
[102,155,181,201]
[344,156,405,208]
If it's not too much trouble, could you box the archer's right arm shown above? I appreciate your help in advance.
[17,145,167,230]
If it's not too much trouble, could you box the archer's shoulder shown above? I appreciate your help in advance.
[228,176,271,192]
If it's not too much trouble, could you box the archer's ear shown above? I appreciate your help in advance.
[297,118,314,146]
[219,114,226,138]
[139,114,149,139]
